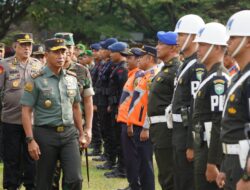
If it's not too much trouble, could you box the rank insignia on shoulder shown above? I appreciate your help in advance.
[214,80,225,95]
[229,94,235,102]
[157,77,161,81]
[228,107,236,114]
[164,68,168,73]
[66,70,77,77]
[31,70,43,79]
[24,82,33,92]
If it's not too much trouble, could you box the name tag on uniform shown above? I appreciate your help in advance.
[9,73,20,80]
[65,76,77,89]
[41,88,52,96]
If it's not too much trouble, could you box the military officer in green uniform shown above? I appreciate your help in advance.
[148,31,180,190]
[52,32,94,190]
[217,10,250,190]
[0,33,42,190]
[192,23,230,190]
[21,38,84,190]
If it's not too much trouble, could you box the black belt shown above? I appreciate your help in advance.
[36,125,68,133]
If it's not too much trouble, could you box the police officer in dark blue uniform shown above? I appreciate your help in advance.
[89,42,103,156]
[96,38,118,169]
[104,42,128,178]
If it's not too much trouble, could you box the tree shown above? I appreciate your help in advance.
[0,0,35,39]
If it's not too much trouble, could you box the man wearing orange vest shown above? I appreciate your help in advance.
[127,45,158,190]
[117,48,144,190]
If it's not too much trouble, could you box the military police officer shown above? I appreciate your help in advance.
[192,22,230,190]
[171,14,205,190]
[148,31,180,190]
[217,10,250,190]
[0,33,42,190]
[21,38,84,190]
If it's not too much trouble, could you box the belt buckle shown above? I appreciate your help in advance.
[56,126,65,132]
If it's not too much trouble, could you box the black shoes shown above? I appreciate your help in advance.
[92,154,107,162]
[104,167,126,178]
[96,161,115,170]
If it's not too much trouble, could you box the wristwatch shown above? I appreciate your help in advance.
[25,136,34,144]
[242,171,250,181]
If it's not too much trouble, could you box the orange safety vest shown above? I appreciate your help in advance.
[117,68,143,123]
[127,66,159,127]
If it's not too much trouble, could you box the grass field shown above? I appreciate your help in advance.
[0,154,161,190]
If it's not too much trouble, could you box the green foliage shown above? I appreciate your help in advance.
[1,0,250,43]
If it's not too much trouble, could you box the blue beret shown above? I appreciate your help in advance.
[108,42,128,53]
[90,43,101,51]
[101,38,118,49]
[157,31,177,45]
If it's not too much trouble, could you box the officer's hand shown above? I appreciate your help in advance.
[236,179,250,190]
[216,172,226,188]
[107,106,112,113]
[206,163,219,182]
[127,126,133,137]
[28,140,41,161]
[82,129,92,149]
[186,148,194,162]
[140,129,149,141]
[93,105,98,112]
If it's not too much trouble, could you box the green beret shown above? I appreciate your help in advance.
[54,32,74,46]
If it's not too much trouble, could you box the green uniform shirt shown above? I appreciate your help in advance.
[148,57,180,116]
[20,66,81,127]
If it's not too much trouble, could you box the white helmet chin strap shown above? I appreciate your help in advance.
[180,34,191,52]
[201,44,214,63]
[231,36,247,58]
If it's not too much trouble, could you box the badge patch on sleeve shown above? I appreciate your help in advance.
[214,80,225,95]
[196,68,204,81]
[0,65,4,74]
[24,82,33,92]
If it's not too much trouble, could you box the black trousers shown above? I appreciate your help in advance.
[98,106,116,163]
[2,123,36,189]
[121,123,140,189]
[221,154,244,190]
[194,143,221,190]
[150,123,174,190]
[91,111,102,152]
[134,125,155,190]
[172,123,194,190]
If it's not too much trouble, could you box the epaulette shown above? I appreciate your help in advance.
[66,70,77,77]
[135,70,144,78]
[31,70,44,79]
